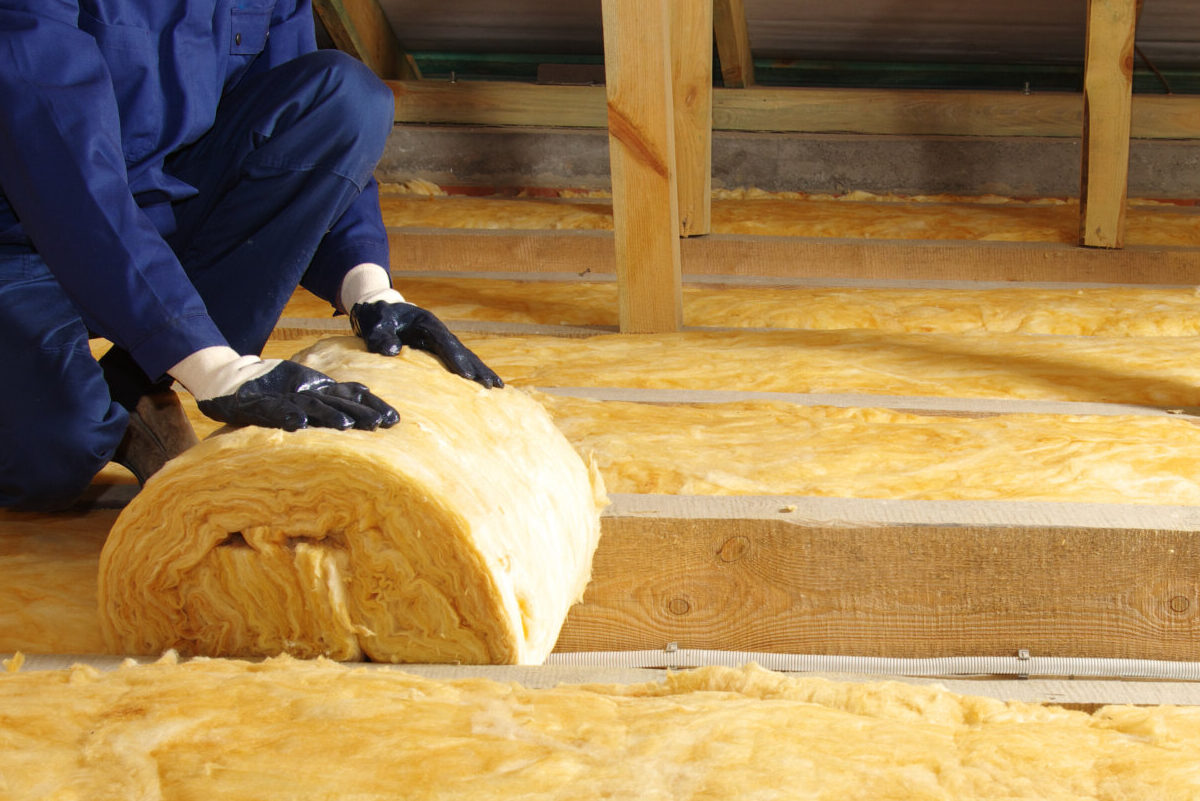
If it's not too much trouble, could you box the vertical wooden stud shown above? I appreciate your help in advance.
[671,0,714,237]
[602,0,683,333]
[713,0,755,88]
[1079,0,1137,249]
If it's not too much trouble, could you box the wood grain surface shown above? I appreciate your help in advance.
[558,507,1200,661]
[1080,0,1138,248]
[670,0,713,237]
[313,0,419,80]
[713,0,755,88]
[601,0,682,332]
[388,80,1200,140]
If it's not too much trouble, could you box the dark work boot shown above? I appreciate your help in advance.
[111,390,201,486]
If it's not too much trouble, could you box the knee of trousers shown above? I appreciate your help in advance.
[0,402,127,511]
[286,50,395,180]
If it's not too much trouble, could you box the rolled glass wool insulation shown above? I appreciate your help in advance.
[98,338,607,664]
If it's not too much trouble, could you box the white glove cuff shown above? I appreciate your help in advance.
[168,346,280,402]
[339,263,405,311]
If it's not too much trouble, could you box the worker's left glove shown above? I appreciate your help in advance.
[351,301,503,389]
[339,263,503,389]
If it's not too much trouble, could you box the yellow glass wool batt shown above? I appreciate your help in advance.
[97,338,607,664]
[4,656,1200,800]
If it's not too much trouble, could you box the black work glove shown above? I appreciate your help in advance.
[197,360,400,432]
[350,301,503,389]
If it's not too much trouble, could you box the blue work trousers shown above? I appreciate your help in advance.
[0,50,392,509]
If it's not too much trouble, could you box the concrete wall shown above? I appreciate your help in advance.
[379,125,1200,198]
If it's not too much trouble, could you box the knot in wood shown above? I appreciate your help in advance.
[718,536,750,563]
[1169,595,1191,614]
[667,597,691,616]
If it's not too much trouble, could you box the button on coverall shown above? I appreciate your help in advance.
[0,0,394,508]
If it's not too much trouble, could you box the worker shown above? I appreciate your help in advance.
[0,0,502,511]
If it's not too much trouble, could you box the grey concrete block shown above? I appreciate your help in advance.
[378,125,1200,199]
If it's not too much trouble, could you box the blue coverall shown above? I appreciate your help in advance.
[0,0,394,509]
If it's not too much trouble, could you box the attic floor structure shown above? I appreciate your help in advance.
[4,187,1200,667]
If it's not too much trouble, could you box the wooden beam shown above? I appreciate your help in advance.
[313,0,419,80]
[12,492,1200,664]
[713,0,756,87]
[387,228,1200,286]
[670,0,713,237]
[389,81,607,127]
[556,495,1200,660]
[712,87,1082,137]
[601,0,683,333]
[388,80,1200,140]
[1080,0,1138,248]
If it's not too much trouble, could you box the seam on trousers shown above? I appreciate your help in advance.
[243,158,368,192]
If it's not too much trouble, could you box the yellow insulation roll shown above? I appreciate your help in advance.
[97,338,607,664]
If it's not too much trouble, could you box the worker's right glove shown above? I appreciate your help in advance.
[170,346,399,432]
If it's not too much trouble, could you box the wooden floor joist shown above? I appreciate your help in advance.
[560,494,1200,661]
[387,227,1200,285]
[7,491,1200,663]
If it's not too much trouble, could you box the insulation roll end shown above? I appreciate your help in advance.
[98,338,605,665]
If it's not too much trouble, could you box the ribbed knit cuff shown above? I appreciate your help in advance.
[168,346,278,401]
[338,263,405,312]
